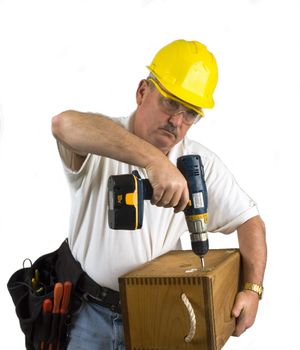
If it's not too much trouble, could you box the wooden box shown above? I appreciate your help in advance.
[119,249,241,350]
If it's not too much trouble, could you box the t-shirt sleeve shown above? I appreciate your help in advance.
[56,141,92,190]
[55,116,128,190]
[205,154,259,234]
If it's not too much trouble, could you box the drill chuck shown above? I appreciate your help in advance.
[190,233,209,257]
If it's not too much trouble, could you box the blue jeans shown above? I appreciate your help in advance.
[66,299,125,350]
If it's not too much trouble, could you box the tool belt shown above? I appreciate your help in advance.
[7,239,121,350]
[78,274,121,314]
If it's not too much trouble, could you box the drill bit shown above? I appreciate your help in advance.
[200,256,205,270]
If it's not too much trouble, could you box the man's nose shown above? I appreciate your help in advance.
[168,111,184,127]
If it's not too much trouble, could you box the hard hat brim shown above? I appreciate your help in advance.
[147,76,205,117]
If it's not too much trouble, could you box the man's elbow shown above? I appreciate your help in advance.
[51,110,74,141]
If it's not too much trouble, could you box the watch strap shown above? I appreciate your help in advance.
[244,282,264,299]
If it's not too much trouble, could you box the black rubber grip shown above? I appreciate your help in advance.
[142,179,153,200]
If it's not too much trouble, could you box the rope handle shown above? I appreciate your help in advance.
[181,293,196,342]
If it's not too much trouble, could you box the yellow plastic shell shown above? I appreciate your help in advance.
[147,40,218,108]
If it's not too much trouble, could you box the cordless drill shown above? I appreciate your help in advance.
[176,155,209,268]
[107,154,209,267]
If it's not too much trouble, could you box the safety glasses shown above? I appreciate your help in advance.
[148,77,204,125]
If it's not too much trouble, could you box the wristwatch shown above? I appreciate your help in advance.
[243,282,264,300]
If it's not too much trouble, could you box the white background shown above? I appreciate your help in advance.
[1,0,299,349]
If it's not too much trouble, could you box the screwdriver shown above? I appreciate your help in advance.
[60,281,72,315]
[57,281,73,349]
[49,282,63,350]
[40,298,52,350]
[53,282,63,313]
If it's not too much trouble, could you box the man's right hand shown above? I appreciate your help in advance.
[145,158,189,213]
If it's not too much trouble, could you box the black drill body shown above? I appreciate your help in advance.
[108,155,209,260]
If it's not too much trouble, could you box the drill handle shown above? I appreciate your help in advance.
[131,170,153,200]
[142,179,153,200]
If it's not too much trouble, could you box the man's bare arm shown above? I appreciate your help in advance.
[52,110,159,166]
[232,215,267,336]
[51,110,189,211]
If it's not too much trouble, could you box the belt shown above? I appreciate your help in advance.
[77,273,121,314]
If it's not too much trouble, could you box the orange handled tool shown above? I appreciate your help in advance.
[49,283,63,350]
[57,281,73,349]
[60,281,72,315]
[40,299,53,350]
[52,282,63,313]
[43,298,53,313]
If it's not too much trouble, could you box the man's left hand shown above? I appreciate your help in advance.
[231,290,259,336]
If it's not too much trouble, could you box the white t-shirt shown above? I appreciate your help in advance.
[58,116,259,291]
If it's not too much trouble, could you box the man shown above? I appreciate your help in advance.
[52,39,267,349]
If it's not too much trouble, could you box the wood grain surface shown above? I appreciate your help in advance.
[119,249,241,350]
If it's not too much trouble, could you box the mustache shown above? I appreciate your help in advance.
[162,123,178,138]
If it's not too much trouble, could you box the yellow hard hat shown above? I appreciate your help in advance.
[147,39,218,108]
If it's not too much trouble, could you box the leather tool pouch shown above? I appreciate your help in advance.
[7,239,84,350]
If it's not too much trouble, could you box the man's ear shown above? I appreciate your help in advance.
[136,79,149,105]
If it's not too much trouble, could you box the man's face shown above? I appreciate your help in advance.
[132,80,193,155]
